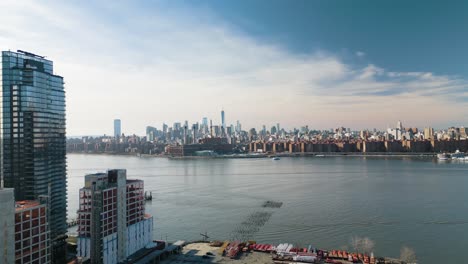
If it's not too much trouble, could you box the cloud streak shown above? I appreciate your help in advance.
[0,0,466,135]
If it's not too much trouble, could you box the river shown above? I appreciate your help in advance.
[67,154,468,263]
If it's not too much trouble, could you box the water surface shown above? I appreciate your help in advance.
[67,154,468,264]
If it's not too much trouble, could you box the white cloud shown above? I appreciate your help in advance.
[0,0,466,135]
[356,51,366,57]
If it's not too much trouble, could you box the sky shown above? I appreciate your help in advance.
[0,0,467,136]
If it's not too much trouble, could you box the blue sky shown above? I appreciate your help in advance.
[0,0,467,135]
[184,0,468,76]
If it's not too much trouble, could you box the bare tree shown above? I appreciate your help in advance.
[350,236,375,254]
[350,236,363,253]
[400,246,417,264]
[361,237,375,254]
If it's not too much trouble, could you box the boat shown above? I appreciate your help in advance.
[293,254,317,263]
[437,153,450,160]
[451,150,465,159]
[272,157,280,160]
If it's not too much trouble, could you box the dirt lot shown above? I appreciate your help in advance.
[161,242,273,264]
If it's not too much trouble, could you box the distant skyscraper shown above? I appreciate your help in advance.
[397,120,403,130]
[0,50,67,260]
[276,123,280,133]
[174,122,181,131]
[114,119,121,138]
[236,120,241,133]
[271,126,277,135]
[221,110,225,127]
[424,127,434,140]
[192,123,198,143]
[202,117,208,127]
[460,127,468,138]
[210,119,213,136]
[146,126,157,142]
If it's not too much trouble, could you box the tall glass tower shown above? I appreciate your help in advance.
[221,109,225,128]
[0,50,67,261]
[114,119,121,138]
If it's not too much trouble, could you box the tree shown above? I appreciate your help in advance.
[400,246,417,264]
[350,236,363,253]
[361,237,375,254]
[350,236,375,254]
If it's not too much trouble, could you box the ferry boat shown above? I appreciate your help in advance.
[451,150,465,159]
[437,153,450,160]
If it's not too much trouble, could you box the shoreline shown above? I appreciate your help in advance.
[66,151,437,159]
[160,241,404,264]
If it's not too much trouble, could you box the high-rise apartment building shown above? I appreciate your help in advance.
[0,50,67,260]
[77,169,153,264]
[114,119,121,138]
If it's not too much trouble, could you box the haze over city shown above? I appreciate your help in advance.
[1,0,467,136]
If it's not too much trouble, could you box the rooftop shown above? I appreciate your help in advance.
[15,200,43,211]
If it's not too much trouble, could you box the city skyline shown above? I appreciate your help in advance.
[1,1,468,136]
[92,114,464,138]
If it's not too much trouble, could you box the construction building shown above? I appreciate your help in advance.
[0,187,51,264]
[0,188,15,264]
[76,169,153,264]
[15,198,51,264]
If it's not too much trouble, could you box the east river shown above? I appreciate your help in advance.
[67,154,468,264]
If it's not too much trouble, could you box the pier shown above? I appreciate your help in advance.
[67,219,78,228]
[145,191,153,201]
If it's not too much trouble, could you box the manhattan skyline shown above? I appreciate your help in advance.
[1,0,468,135]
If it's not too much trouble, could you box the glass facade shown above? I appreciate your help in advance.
[114,119,121,138]
[0,51,67,243]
